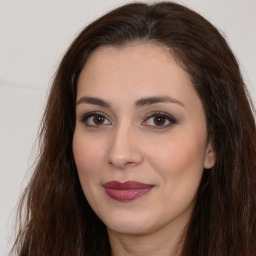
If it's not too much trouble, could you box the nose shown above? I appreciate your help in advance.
[107,124,143,169]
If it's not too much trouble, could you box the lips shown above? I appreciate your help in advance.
[103,181,154,202]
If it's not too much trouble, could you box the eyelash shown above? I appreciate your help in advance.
[143,111,177,129]
[80,111,177,129]
[80,111,111,127]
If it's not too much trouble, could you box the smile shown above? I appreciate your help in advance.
[103,181,154,202]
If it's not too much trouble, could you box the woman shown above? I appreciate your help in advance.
[12,2,256,256]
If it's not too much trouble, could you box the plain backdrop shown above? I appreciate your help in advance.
[0,0,255,255]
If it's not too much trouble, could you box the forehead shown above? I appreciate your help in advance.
[77,43,193,98]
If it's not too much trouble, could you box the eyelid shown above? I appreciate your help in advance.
[80,111,112,126]
[79,111,176,129]
[142,111,177,128]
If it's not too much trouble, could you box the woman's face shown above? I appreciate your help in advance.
[73,44,214,237]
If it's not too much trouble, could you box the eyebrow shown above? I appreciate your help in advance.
[135,96,185,108]
[76,96,184,108]
[76,96,111,108]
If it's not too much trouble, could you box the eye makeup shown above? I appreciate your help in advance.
[79,110,177,130]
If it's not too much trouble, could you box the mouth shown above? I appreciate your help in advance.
[103,181,154,202]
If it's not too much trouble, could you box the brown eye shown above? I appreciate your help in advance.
[153,116,166,126]
[142,112,176,129]
[81,112,111,127]
[93,115,105,125]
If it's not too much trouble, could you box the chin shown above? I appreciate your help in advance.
[103,211,160,236]
[107,222,151,236]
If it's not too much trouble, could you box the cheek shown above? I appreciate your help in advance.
[73,138,91,173]
[72,132,104,210]
[145,129,207,193]
[147,133,206,214]
[72,131,104,185]
[149,136,205,171]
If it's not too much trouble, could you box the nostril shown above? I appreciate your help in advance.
[108,152,143,169]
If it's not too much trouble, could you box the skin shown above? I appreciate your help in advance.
[73,43,215,256]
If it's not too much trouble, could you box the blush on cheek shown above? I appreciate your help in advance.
[152,139,205,179]
[73,133,92,166]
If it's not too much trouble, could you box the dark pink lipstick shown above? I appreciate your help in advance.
[103,181,154,202]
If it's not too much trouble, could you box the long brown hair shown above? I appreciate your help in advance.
[12,2,256,255]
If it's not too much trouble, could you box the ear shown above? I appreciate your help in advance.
[204,141,215,169]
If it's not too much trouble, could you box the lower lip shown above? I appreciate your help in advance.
[105,187,153,202]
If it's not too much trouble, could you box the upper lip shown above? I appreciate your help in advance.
[103,180,154,190]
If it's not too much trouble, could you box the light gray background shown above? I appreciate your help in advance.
[1,1,255,255]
